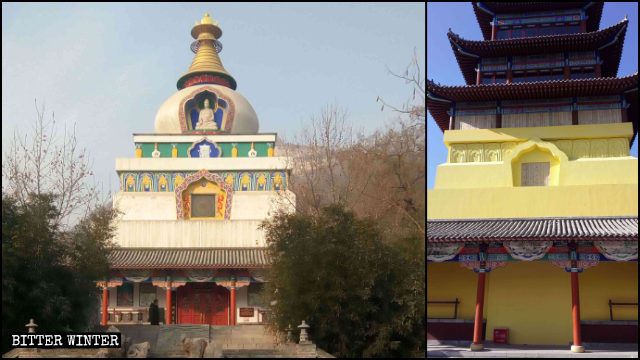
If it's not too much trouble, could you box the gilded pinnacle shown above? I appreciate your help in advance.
[201,13,213,25]
[176,12,237,90]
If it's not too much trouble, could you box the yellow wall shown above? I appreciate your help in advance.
[435,157,638,189]
[428,261,639,345]
[443,122,633,145]
[427,262,488,320]
[484,262,572,345]
[581,261,638,321]
[427,184,638,219]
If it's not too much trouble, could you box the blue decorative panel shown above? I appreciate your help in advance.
[188,139,222,158]
[456,101,497,116]
[576,95,622,111]
[502,98,572,114]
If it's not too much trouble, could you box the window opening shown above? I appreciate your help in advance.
[521,162,550,186]
[191,194,217,218]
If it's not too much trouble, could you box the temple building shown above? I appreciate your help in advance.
[427,2,637,352]
[98,13,295,326]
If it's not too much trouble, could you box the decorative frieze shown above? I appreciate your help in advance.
[120,170,288,192]
[450,138,630,163]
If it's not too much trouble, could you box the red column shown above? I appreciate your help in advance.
[595,63,601,78]
[564,66,571,80]
[230,285,236,326]
[476,69,482,85]
[570,271,584,352]
[491,24,496,41]
[166,287,172,325]
[101,288,109,326]
[471,272,486,350]
[580,19,586,33]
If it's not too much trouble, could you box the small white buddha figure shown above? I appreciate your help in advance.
[195,99,218,130]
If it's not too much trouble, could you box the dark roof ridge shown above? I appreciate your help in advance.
[448,17,627,45]
[472,2,605,40]
[428,215,639,223]
[428,72,639,90]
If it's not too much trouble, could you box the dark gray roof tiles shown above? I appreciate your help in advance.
[427,216,638,242]
[108,247,270,269]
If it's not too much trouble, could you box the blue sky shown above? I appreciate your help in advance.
[2,3,425,195]
[427,2,639,189]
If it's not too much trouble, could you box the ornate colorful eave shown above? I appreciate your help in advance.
[427,216,638,243]
[472,2,604,41]
[427,73,638,144]
[448,18,627,85]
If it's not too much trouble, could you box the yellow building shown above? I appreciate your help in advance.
[427,2,638,352]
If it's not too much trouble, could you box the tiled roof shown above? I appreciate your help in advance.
[426,73,638,145]
[472,2,604,41]
[427,216,638,242]
[108,248,270,269]
[448,19,627,85]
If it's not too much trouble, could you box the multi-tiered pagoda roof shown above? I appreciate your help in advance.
[428,2,639,145]
[428,74,638,133]
[448,19,628,85]
[472,2,604,40]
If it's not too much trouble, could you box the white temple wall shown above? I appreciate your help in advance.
[114,193,177,220]
[113,219,267,247]
[113,190,296,221]
[235,286,263,324]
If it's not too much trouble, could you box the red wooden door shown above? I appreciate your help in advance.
[178,284,229,325]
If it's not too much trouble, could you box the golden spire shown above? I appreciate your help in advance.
[177,13,237,90]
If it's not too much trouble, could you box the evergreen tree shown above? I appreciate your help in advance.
[1,193,116,353]
[262,204,424,358]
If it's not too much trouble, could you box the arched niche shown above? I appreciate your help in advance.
[504,137,568,187]
[183,90,229,131]
[175,170,234,220]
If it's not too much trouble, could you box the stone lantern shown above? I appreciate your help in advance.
[25,319,38,334]
[297,320,311,345]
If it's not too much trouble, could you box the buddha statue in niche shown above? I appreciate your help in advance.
[195,99,218,130]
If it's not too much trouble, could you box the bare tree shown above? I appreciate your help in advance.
[279,50,426,238]
[376,48,425,126]
[2,99,99,228]
[280,104,372,215]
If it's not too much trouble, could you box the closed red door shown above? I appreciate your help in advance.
[178,283,229,325]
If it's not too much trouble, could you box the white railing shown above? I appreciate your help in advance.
[113,220,266,247]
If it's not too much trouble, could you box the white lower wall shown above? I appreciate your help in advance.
[235,285,264,324]
[113,190,296,221]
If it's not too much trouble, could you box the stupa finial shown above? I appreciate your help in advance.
[177,12,237,90]
[201,13,213,24]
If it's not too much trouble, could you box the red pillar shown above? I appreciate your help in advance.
[471,272,486,350]
[166,287,172,324]
[570,271,584,352]
[595,63,602,78]
[580,19,586,33]
[564,66,571,80]
[491,24,496,41]
[230,285,236,326]
[476,69,482,85]
[101,288,109,326]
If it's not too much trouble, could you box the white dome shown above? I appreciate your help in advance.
[154,84,259,134]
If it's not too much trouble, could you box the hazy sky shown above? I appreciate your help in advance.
[2,2,425,196]
[427,2,639,189]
